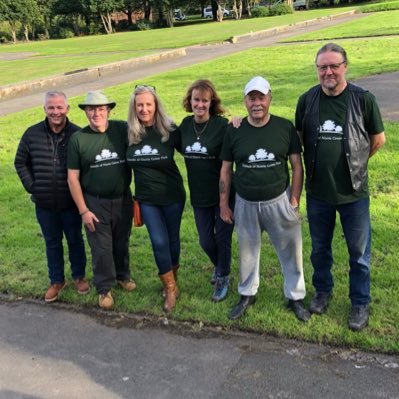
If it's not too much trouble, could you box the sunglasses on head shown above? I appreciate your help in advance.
[135,84,156,92]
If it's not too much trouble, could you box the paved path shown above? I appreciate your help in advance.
[0,12,368,117]
[1,300,398,399]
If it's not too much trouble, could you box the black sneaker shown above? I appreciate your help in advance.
[309,291,332,314]
[348,305,369,331]
[287,299,311,322]
[210,270,217,285]
[228,295,256,320]
[212,276,229,302]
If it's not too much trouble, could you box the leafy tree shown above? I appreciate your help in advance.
[0,0,41,42]
[53,0,86,35]
[81,0,124,34]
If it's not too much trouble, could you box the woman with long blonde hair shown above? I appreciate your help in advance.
[126,85,185,313]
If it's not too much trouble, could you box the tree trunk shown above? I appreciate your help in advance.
[23,25,29,41]
[100,13,113,34]
[165,10,174,27]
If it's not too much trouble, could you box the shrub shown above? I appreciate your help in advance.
[133,20,153,31]
[252,6,270,17]
[269,3,294,16]
[56,27,75,39]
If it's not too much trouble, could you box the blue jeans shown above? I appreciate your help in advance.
[35,206,86,284]
[306,195,371,306]
[141,202,184,275]
[193,204,234,277]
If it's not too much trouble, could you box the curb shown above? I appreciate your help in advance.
[228,10,357,43]
[0,48,186,101]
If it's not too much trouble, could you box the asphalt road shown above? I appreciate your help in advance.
[0,12,371,117]
[1,300,398,399]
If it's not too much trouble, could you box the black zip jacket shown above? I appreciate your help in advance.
[14,118,80,210]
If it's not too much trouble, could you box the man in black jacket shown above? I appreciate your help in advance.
[295,43,385,331]
[15,91,89,302]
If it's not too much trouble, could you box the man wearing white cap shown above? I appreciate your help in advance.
[219,76,309,321]
[67,91,136,310]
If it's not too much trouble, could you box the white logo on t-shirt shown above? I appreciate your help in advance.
[91,148,124,169]
[95,149,119,162]
[248,148,275,163]
[134,145,159,155]
[320,120,343,134]
[185,141,208,154]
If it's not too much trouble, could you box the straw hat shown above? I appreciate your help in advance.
[78,91,116,110]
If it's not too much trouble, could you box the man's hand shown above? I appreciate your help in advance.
[220,205,234,224]
[82,211,99,232]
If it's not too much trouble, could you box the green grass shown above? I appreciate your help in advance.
[283,10,399,41]
[359,0,399,12]
[1,32,399,352]
[0,7,354,86]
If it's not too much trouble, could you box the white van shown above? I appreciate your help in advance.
[203,6,230,18]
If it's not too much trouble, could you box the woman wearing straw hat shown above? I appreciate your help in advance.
[126,85,185,313]
[67,91,136,310]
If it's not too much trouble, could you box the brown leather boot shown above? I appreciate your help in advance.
[162,264,179,298]
[172,264,179,281]
[159,270,179,313]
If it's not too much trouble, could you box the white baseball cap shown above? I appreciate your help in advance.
[244,76,271,96]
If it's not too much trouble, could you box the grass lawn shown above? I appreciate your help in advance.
[0,7,355,86]
[1,29,399,352]
[283,10,399,41]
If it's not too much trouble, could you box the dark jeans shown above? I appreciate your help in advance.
[306,195,371,306]
[193,204,234,277]
[141,202,184,275]
[35,205,86,284]
[84,193,133,294]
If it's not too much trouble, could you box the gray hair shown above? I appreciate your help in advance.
[127,86,174,145]
[315,42,348,64]
[44,91,68,106]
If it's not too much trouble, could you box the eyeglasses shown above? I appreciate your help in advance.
[315,61,346,72]
[85,106,109,113]
[135,84,156,92]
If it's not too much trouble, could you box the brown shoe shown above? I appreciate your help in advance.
[117,279,136,292]
[162,265,179,298]
[98,292,114,310]
[45,282,66,303]
[159,271,179,313]
[74,278,90,295]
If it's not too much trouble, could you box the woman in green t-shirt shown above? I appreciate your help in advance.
[126,85,185,313]
[179,79,234,302]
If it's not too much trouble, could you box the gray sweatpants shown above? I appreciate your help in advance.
[234,189,306,300]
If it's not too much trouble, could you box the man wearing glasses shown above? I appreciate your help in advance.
[295,43,385,331]
[68,91,136,310]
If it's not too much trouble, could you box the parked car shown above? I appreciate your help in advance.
[203,6,230,18]
[174,9,186,20]
[293,0,308,10]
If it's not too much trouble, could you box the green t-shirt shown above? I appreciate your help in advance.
[126,127,185,206]
[296,87,384,204]
[67,120,132,198]
[220,115,301,201]
[178,115,228,207]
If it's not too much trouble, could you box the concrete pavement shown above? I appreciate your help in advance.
[1,300,398,399]
[0,12,367,116]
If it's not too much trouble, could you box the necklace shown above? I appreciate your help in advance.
[193,117,209,140]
